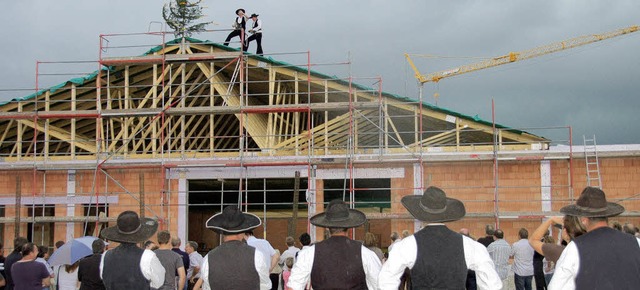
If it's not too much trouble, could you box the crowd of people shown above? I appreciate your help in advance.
[0,185,638,290]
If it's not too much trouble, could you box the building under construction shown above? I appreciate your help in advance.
[0,31,639,252]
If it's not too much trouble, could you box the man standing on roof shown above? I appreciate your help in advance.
[223,8,248,47]
[378,186,502,290]
[244,13,263,55]
[286,199,381,290]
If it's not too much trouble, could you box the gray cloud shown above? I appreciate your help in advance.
[1,0,638,144]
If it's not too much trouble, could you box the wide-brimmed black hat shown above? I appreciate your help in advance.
[236,8,245,15]
[401,186,466,223]
[250,13,259,18]
[101,211,158,243]
[310,199,367,228]
[206,206,261,234]
[560,187,624,217]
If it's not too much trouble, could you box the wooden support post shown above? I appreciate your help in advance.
[71,84,76,158]
[44,91,50,158]
[139,173,145,219]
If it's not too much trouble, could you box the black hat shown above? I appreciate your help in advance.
[560,187,624,217]
[310,199,367,228]
[250,13,259,18]
[100,211,158,243]
[236,8,245,15]
[206,206,261,234]
[401,186,466,223]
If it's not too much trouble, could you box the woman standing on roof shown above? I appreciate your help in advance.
[224,8,248,48]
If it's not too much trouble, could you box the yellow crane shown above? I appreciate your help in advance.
[406,25,638,87]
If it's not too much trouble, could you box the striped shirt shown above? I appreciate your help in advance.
[487,239,511,280]
[511,239,534,276]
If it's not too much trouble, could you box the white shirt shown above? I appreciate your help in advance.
[246,236,276,271]
[279,246,300,270]
[250,19,262,33]
[187,251,204,279]
[99,248,165,288]
[378,225,502,290]
[511,239,534,276]
[287,241,382,290]
[54,265,79,290]
[548,238,640,290]
[200,249,270,290]
[388,238,402,252]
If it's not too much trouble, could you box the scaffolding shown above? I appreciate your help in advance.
[0,28,639,248]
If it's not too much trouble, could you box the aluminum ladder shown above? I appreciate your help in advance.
[583,135,602,188]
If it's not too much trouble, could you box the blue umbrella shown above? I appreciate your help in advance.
[47,236,100,266]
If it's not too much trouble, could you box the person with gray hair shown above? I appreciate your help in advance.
[389,231,401,252]
[477,224,496,247]
[184,241,203,288]
[78,239,107,290]
[171,237,190,290]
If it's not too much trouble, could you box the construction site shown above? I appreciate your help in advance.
[0,25,639,254]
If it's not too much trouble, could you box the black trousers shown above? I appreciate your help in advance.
[244,33,263,55]
[224,29,243,46]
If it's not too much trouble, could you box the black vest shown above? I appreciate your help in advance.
[411,226,468,290]
[236,17,246,30]
[102,243,150,290]
[208,240,259,290]
[311,235,367,290]
[574,227,640,289]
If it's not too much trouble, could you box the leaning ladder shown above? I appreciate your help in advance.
[583,135,602,188]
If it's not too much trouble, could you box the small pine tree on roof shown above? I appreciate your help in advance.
[162,0,212,38]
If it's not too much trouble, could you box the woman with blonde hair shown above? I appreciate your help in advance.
[54,261,80,290]
[363,232,384,262]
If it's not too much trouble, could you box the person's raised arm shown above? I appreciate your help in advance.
[529,216,563,255]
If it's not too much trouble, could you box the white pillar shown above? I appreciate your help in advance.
[66,170,76,240]
[178,176,187,250]
[540,160,551,212]
[413,163,423,233]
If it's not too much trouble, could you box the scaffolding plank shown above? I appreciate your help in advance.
[100,52,242,65]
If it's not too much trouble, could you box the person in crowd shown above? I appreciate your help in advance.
[549,187,640,289]
[287,200,381,290]
[244,229,279,289]
[269,250,282,290]
[171,237,190,290]
[528,215,586,265]
[10,243,51,289]
[4,236,29,290]
[54,261,80,290]
[78,239,106,290]
[478,224,496,247]
[185,241,203,289]
[196,205,270,289]
[0,242,5,289]
[378,186,501,290]
[487,229,511,290]
[296,233,311,260]
[532,230,548,290]
[460,228,477,290]
[611,220,622,231]
[144,240,158,251]
[35,245,53,290]
[224,8,248,47]
[623,222,638,236]
[541,236,555,286]
[282,257,294,289]
[363,232,384,263]
[279,236,300,270]
[155,231,186,290]
[100,211,165,289]
[389,232,401,251]
[55,241,65,250]
[511,228,534,290]
[244,13,263,55]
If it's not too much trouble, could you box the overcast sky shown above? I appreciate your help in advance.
[1,0,638,145]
